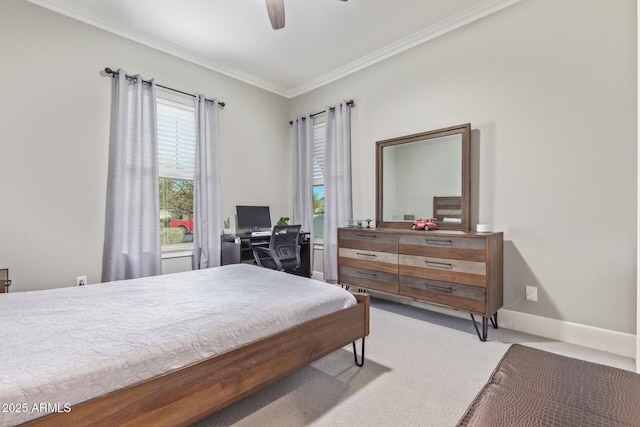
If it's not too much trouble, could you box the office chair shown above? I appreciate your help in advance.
[253,225,302,272]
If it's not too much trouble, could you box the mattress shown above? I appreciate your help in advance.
[0,264,357,426]
[457,344,640,426]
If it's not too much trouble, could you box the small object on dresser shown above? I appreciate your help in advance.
[411,218,438,231]
[347,219,363,228]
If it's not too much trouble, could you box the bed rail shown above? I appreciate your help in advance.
[22,293,370,427]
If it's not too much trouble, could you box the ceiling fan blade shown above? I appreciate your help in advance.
[265,0,285,30]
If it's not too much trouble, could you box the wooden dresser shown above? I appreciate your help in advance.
[338,227,503,340]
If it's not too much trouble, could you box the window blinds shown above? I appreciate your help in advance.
[157,98,196,180]
[312,117,326,185]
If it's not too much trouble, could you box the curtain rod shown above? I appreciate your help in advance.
[289,99,355,125]
[104,68,225,108]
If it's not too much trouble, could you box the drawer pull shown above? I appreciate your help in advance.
[356,252,377,258]
[425,261,453,269]
[356,234,377,238]
[425,284,453,293]
[425,239,452,247]
[358,271,378,278]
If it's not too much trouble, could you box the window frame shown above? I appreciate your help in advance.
[312,114,326,248]
[156,95,196,255]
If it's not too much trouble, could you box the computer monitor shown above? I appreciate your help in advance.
[236,205,271,232]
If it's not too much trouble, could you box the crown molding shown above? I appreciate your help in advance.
[287,0,523,97]
[24,0,292,97]
[26,0,522,99]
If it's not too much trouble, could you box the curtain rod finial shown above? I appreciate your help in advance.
[105,67,114,74]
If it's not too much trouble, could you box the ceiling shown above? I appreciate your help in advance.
[26,0,521,98]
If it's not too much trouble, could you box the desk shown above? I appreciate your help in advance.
[221,233,311,277]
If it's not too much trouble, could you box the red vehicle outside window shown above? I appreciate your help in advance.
[169,219,193,233]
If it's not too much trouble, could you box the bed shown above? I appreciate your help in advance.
[1,263,370,427]
[457,344,640,426]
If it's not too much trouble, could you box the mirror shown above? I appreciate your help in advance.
[376,123,470,231]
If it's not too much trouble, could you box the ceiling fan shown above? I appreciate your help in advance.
[265,0,348,30]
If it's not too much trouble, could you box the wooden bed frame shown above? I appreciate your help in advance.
[21,293,370,427]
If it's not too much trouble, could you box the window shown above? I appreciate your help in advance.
[157,97,196,248]
[312,115,326,243]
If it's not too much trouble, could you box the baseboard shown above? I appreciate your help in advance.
[499,309,636,359]
[354,291,636,359]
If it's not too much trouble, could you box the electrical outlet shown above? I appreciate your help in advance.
[525,285,538,302]
[76,276,87,286]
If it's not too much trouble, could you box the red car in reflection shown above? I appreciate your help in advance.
[412,218,438,231]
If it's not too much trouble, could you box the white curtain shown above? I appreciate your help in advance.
[292,115,314,269]
[103,69,161,281]
[323,101,352,281]
[192,95,222,269]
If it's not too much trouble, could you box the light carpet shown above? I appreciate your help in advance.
[191,297,635,427]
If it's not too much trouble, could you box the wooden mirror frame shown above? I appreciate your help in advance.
[375,123,471,231]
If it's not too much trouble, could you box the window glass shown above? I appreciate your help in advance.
[159,178,194,245]
[313,184,324,240]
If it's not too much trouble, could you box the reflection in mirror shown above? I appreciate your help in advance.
[376,123,470,231]
[382,135,461,221]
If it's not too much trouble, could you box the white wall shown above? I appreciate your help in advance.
[0,1,291,290]
[291,0,637,336]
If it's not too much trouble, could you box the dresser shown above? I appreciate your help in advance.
[338,227,503,340]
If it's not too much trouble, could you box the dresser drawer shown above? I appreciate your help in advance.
[400,254,485,275]
[339,252,398,275]
[339,229,398,253]
[399,234,486,262]
[339,248,398,265]
[399,234,485,250]
[399,275,485,313]
[339,265,399,294]
[399,254,486,287]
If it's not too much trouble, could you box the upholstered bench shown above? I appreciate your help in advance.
[458,344,640,426]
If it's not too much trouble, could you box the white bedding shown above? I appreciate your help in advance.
[0,264,357,426]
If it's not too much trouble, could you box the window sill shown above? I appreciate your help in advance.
[161,244,194,259]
